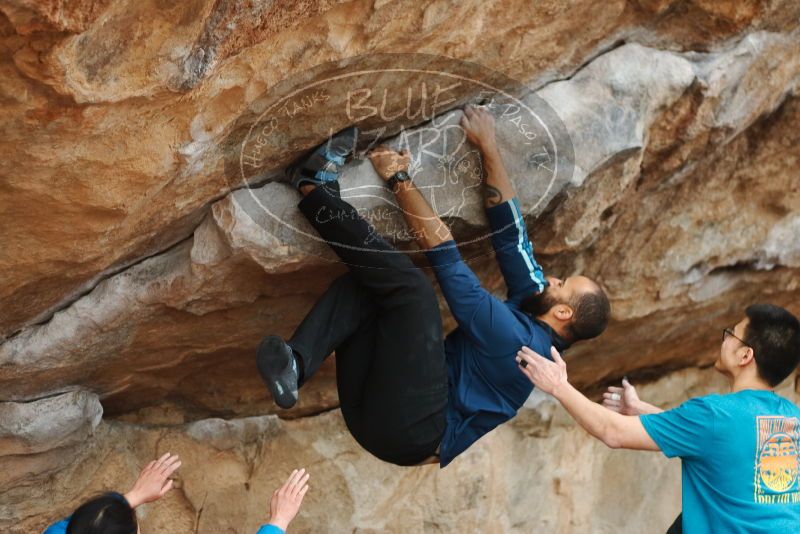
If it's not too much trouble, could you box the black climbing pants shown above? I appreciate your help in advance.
[286,184,448,466]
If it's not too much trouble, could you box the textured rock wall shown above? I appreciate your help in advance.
[7,368,797,534]
[1,0,799,532]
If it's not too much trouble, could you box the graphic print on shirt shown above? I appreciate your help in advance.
[754,416,800,504]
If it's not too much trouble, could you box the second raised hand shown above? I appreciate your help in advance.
[460,105,497,151]
[460,105,515,207]
[269,468,311,531]
[124,452,181,508]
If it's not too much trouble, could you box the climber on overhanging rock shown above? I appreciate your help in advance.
[517,304,800,533]
[256,105,610,467]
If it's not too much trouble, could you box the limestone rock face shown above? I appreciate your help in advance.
[3,0,800,340]
[2,369,795,534]
[1,0,799,532]
[0,389,101,456]
[0,389,102,501]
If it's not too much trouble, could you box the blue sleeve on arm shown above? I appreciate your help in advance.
[256,524,285,534]
[639,396,716,459]
[425,239,528,357]
[43,519,69,534]
[485,197,547,306]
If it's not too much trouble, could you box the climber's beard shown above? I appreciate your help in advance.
[521,286,561,318]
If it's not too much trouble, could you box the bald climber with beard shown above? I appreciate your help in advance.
[257,105,611,468]
[409,105,612,465]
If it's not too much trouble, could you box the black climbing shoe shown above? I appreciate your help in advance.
[256,335,300,409]
[285,126,359,190]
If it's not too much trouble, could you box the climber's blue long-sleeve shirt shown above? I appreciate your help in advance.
[424,197,568,468]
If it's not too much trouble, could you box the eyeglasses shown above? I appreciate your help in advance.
[722,327,750,347]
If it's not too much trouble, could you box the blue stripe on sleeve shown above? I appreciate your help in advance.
[485,198,547,304]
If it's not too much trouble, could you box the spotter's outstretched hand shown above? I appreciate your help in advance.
[124,452,181,508]
[603,378,642,415]
[516,346,568,396]
[269,468,310,531]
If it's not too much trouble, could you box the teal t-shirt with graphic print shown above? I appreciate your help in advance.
[640,390,800,533]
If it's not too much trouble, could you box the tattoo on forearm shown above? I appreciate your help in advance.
[484,185,503,206]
